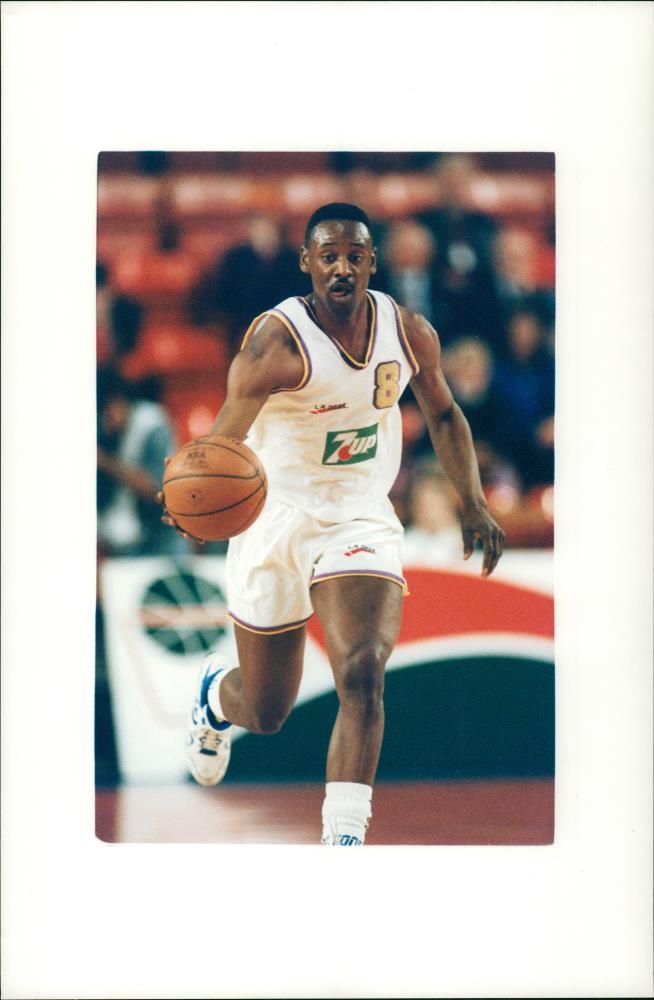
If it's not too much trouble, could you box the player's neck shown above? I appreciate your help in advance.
[309,293,369,343]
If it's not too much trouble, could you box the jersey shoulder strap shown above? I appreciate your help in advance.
[239,299,312,393]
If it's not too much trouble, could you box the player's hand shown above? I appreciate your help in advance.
[461,502,505,577]
[156,458,205,544]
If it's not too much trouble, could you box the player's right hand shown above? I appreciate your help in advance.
[156,458,205,544]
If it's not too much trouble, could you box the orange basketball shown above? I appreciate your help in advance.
[162,435,267,541]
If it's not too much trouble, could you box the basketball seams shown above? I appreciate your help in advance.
[166,479,266,519]
[163,470,262,484]
[166,482,267,541]
[232,487,267,536]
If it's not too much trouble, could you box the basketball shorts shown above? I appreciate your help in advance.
[225,498,406,634]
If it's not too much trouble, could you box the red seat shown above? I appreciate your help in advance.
[164,377,226,444]
[97,175,159,219]
[181,224,244,270]
[112,250,200,297]
[121,322,227,379]
[97,228,155,268]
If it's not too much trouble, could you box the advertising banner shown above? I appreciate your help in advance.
[101,552,553,784]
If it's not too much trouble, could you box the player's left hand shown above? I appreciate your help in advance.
[461,503,505,577]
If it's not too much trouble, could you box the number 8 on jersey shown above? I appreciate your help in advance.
[373,361,401,409]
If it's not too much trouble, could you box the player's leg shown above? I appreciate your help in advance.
[311,576,402,783]
[186,498,313,785]
[310,575,403,844]
[214,623,306,734]
[186,624,305,786]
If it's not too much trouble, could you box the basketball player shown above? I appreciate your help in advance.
[161,204,505,846]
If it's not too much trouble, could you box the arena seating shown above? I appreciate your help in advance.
[97,158,555,544]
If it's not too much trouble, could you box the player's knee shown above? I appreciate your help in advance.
[248,704,290,736]
[337,641,388,714]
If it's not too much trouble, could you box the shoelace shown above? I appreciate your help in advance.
[197,727,224,754]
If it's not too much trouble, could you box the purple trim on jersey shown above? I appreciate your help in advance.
[227,610,312,634]
[269,308,313,392]
[387,294,420,376]
[297,294,377,371]
[310,569,407,589]
[367,291,379,361]
[297,296,317,324]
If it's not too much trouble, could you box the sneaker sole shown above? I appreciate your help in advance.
[185,735,232,786]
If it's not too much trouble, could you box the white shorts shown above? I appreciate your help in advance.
[225,498,406,634]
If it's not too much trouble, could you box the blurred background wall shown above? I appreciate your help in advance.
[95,151,555,790]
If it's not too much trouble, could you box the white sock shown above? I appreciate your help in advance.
[207,663,239,725]
[321,782,373,846]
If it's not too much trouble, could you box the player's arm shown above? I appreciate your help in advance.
[209,314,305,440]
[402,307,505,577]
[158,314,304,536]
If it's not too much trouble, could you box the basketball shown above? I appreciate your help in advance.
[162,435,267,541]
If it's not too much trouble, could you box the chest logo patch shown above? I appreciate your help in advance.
[322,423,378,465]
[310,402,348,415]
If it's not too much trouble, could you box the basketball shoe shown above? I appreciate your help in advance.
[185,654,233,786]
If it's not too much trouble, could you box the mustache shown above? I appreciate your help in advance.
[331,279,354,290]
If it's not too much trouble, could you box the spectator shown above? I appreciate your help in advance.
[375,220,437,323]
[442,336,520,484]
[96,261,143,362]
[97,367,188,557]
[417,154,499,347]
[493,308,555,487]
[191,214,309,353]
[153,183,183,254]
[402,463,463,564]
[473,440,523,495]
[138,150,170,176]
[491,228,555,350]
[328,151,436,174]
[425,154,497,262]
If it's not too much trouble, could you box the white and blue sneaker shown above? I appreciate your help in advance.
[185,655,233,787]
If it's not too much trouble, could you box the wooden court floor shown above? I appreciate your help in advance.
[96,779,554,845]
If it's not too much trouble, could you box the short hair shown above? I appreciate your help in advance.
[304,203,372,246]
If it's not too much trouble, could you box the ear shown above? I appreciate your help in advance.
[299,246,310,273]
[370,247,377,274]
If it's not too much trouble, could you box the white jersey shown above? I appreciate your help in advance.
[241,289,420,522]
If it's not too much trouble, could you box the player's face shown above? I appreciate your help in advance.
[300,221,376,313]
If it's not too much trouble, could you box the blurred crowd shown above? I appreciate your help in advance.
[97,153,555,560]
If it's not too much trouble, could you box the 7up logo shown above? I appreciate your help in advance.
[322,423,378,465]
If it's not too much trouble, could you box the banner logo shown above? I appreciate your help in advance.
[322,423,378,465]
[140,570,227,656]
